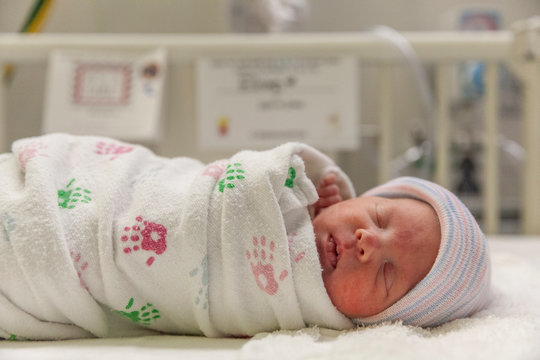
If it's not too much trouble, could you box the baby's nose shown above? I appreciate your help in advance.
[355,229,381,262]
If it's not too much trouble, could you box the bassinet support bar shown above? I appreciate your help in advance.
[0,28,538,234]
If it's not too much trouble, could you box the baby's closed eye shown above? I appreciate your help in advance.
[375,203,387,228]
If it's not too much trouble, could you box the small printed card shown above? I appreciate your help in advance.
[196,56,359,150]
[43,49,166,142]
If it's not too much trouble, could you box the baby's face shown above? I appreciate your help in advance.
[313,196,440,318]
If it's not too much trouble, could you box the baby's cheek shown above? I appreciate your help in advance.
[323,274,358,316]
[394,228,415,248]
[322,273,340,303]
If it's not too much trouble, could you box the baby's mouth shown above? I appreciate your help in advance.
[326,235,339,268]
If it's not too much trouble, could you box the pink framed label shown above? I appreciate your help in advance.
[73,64,132,106]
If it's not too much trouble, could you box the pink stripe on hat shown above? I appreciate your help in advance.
[352,177,491,327]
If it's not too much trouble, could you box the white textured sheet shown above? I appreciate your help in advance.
[1,236,539,360]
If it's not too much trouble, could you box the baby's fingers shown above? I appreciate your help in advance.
[320,172,337,187]
[317,183,340,198]
[315,194,342,210]
[312,172,343,217]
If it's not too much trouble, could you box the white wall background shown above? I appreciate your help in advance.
[2,0,539,33]
[1,0,539,203]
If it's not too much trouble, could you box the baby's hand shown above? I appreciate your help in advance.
[312,172,342,217]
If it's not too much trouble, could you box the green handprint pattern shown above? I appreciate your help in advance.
[218,163,246,192]
[285,167,296,188]
[58,178,92,209]
[116,297,161,326]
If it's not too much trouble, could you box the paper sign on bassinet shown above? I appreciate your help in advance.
[42,49,166,143]
[196,56,359,150]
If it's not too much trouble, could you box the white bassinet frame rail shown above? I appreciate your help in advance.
[0,28,539,234]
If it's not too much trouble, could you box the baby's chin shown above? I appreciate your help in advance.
[329,295,383,319]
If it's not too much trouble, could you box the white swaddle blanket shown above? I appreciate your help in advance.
[0,134,355,340]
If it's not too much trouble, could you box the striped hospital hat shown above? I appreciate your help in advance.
[352,176,491,327]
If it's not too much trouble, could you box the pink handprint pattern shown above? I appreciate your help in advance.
[246,235,288,296]
[121,216,167,266]
[288,233,306,264]
[70,250,89,289]
[95,141,134,160]
[202,160,227,180]
[17,142,48,170]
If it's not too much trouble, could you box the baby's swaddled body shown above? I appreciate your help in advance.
[0,134,354,340]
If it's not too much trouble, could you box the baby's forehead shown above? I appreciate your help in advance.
[359,193,432,210]
[375,194,437,216]
[372,193,430,205]
[372,195,442,245]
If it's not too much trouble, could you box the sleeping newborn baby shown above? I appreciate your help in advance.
[312,173,491,326]
[0,134,491,340]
